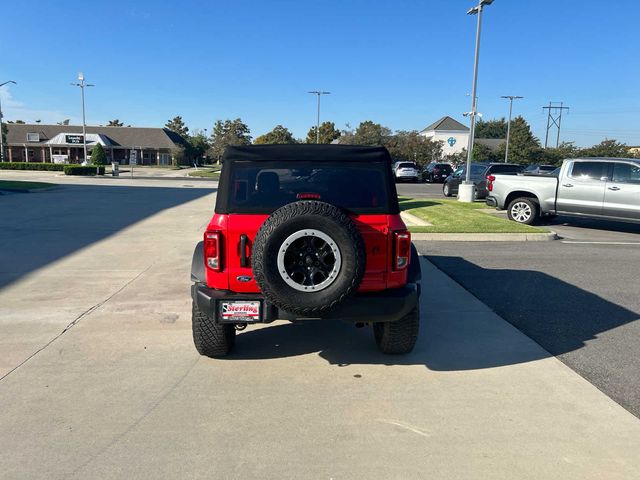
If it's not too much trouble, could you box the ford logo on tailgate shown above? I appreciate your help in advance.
[236,275,252,282]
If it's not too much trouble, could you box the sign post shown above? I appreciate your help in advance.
[129,148,137,178]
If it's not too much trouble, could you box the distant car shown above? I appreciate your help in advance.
[393,162,420,183]
[422,162,453,183]
[443,163,524,198]
[524,164,557,175]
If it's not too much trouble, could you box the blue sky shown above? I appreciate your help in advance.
[0,0,638,146]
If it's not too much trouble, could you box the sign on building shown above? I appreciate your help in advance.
[129,149,138,165]
[52,155,69,164]
[65,135,84,144]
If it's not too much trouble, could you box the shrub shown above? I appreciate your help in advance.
[0,162,65,171]
[63,165,105,176]
[90,144,108,165]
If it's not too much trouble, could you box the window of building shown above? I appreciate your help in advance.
[27,133,40,142]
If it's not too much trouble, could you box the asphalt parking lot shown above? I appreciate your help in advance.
[1,174,639,479]
[396,181,445,198]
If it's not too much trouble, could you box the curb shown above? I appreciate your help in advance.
[400,211,432,227]
[410,231,558,242]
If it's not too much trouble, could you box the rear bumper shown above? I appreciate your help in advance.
[485,196,498,208]
[191,283,419,324]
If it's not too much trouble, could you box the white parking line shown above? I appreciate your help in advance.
[561,241,640,245]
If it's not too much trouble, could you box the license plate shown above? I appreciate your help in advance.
[220,301,261,322]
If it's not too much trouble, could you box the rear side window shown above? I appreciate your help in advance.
[570,162,608,180]
[225,162,391,214]
[612,162,640,184]
[489,165,524,174]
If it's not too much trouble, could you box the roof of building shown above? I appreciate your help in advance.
[421,116,469,133]
[5,123,188,149]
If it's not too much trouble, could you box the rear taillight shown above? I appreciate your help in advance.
[204,231,221,271]
[487,175,496,192]
[394,230,411,270]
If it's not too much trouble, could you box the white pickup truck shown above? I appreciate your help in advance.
[485,158,640,225]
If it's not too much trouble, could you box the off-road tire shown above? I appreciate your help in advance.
[252,200,366,316]
[373,305,420,354]
[507,197,539,225]
[192,300,235,357]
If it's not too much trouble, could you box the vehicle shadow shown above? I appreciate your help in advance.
[549,216,640,235]
[229,256,638,372]
[426,255,639,361]
[0,183,215,290]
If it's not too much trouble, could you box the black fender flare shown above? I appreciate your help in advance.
[191,241,205,283]
[407,243,422,296]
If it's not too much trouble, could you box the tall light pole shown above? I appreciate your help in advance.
[501,95,523,163]
[460,0,494,203]
[71,72,94,163]
[308,90,330,144]
[0,80,17,162]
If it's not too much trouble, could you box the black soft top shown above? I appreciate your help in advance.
[222,144,393,164]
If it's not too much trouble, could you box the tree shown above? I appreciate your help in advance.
[14,119,25,124]
[474,118,507,139]
[57,119,70,125]
[165,116,189,137]
[209,118,252,162]
[472,142,501,162]
[254,125,298,144]
[171,145,186,167]
[305,121,341,144]
[347,120,392,146]
[384,130,443,166]
[107,119,124,127]
[496,116,540,164]
[581,139,631,158]
[188,130,211,164]
[90,143,108,165]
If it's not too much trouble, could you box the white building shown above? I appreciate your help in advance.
[419,116,469,156]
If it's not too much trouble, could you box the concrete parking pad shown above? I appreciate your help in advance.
[1,179,639,479]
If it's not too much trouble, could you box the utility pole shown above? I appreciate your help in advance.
[0,80,17,162]
[460,0,494,203]
[542,102,569,148]
[501,95,523,162]
[71,72,95,163]
[308,90,330,144]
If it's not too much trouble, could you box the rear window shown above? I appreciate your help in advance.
[489,164,525,174]
[222,162,392,214]
[397,163,416,169]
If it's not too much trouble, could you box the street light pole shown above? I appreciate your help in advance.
[308,90,330,144]
[501,95,523,163]
[71,72,94,163]
[0,80,17,162]
[460,0,494,203]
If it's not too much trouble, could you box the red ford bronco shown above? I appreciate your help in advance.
[190,144,421,357]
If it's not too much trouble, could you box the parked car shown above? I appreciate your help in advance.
[524,164,557,175]
[443,163,524,198]
[190,144,422,357]
[422,162,453,183]
[486,158,640,225]
[393,161,420,183]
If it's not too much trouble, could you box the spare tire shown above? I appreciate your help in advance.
[252,200,366,315]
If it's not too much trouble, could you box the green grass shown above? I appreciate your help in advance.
[400,198,547,234]
[188,168,221,179]
[0,180,56,192]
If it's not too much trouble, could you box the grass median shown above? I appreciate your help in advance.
[188,167,221,179]
[400,197,547,233]
[0,180,57,192]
